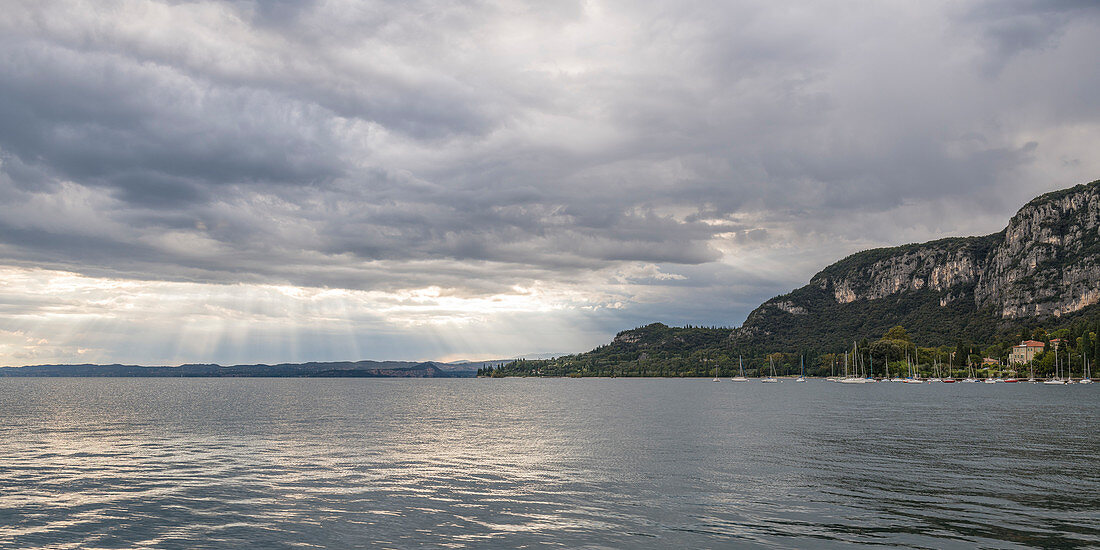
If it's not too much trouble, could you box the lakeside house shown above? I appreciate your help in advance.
[1009,340,1045,364]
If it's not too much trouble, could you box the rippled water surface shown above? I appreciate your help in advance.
[0,378,1097,548]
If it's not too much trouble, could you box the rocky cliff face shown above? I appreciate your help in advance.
[735,179,1100,345]
[974,186,1100,318]
[811,240,989,306]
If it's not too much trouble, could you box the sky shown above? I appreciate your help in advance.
[2,0,1100,366]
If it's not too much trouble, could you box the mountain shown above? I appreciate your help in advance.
[735,178,1100,349]
[0,360,476,378]
[491,178,1100,377]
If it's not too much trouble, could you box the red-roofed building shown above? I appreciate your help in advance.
[1010,340,1045,364]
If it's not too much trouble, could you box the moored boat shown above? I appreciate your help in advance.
[731,356,748,382]
[761,357,779,383]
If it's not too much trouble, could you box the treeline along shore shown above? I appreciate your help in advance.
[482,323,1097,379]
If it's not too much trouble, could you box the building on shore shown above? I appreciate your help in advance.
[1010,340,1045,364]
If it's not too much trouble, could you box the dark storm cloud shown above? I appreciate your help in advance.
[0,0,1098,318]
[0,43,345,195]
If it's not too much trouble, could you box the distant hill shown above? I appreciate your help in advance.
[492,178,1100,377]
[0,360,477,378]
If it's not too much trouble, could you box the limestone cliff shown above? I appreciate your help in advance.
[734,179,1100,347]
[974,185,1100,318]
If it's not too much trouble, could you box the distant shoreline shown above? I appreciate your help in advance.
[0,361,480,378]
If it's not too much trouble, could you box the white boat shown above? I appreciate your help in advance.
[761,357,779,383]
[903,351,922,383]
[1080,354,1093,384]
[839,347,866,383]
[1044,348,1070,384]
[928,355,942,382]
[731,355,748,382]
[963,363,978,383]
[712,358,720,382]
[795,355,806,382]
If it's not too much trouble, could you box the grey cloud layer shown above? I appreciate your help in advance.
[1,0,1099,312]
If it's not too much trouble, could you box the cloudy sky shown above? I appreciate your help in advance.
[1,0,1099,366]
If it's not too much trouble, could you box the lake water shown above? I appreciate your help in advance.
[0,378,1097,549]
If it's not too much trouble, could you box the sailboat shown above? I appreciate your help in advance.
[761,357,779,383]
[839,348,868,383]
[713,361,720,382]
[903,352,922,383]
[963,361,979,383]
[1080,354,1093,384]
[1044,348,1066,384]
[796,355,806,382]
[731,355,748,382]
[983,360,998,383]
[941,353,956,382]
[889,358,904,382]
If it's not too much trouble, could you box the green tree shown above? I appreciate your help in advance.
[884,325,910,342]
[953,340,967,367]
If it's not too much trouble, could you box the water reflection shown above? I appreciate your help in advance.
[0,378,1096,548]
